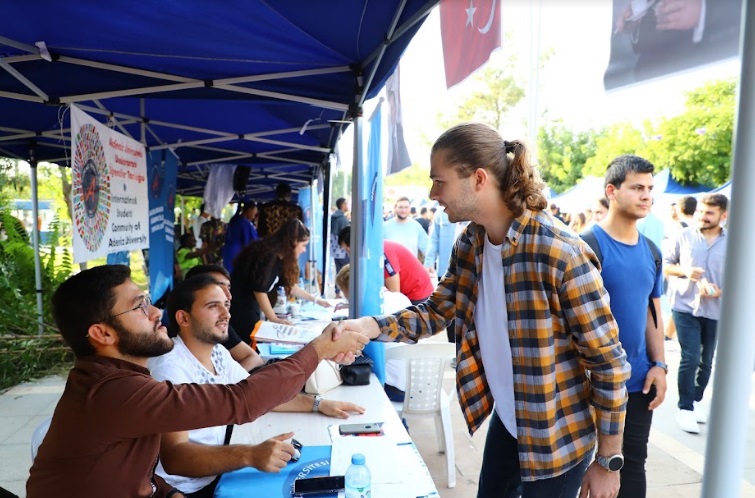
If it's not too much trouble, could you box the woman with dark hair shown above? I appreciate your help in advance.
[230,218,330,343]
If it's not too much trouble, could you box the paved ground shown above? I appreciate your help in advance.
[1,341,754,497]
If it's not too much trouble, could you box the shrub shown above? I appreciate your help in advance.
[0,208,74,390]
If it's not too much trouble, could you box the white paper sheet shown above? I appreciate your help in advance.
[330,436,401,484]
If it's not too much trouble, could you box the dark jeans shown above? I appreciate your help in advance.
[333,257,349,294]
[477,411,590,498]
[618,388,655,498]
[673,311,718,410]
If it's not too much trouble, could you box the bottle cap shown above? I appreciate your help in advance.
[351,453,365,465]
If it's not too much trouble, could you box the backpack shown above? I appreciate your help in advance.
[580,226,662,328]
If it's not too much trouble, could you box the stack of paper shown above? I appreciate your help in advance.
[251,321,321,345]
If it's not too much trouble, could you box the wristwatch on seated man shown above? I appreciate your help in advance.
[596,453,624,472]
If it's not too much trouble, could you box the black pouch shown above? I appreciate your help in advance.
[340,355,373,385]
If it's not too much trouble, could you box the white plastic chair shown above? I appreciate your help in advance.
[385,342,456,488]
[30,416,52,461]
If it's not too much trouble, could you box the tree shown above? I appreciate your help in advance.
[584,122,649,176]
[385,163,431,190]
[436,61,526,133]
[537,123,600,194]
[644,79,735,186]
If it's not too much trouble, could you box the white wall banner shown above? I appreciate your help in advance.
[70,105,149,263]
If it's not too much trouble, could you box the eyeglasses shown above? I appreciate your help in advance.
[104,296,152,322]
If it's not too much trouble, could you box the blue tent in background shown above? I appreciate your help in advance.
[654,169,713,195]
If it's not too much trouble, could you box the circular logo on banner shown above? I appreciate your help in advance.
[72,123,111,252]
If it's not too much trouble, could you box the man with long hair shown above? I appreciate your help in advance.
[335,123,630,498]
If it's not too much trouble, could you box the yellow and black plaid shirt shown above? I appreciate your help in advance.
[375,209,630,481]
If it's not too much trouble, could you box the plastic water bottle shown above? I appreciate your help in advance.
[344,453,371,498]
[274,286,287,314]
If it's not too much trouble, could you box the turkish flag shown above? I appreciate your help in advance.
[440,0,501,89]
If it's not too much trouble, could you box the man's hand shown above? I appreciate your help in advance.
[329,318,383,363]
[318,400,366,419]
[686,266,705,281]
[699,282,721,299]
[248,433,296,473]
[656,0,703,31]
[580,462,620,498]
[312,322,369,361]
[643,367,667,410]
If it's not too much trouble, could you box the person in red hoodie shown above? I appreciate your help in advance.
[338,226,434,305]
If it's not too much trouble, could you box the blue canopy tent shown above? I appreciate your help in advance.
[0,0,440,332]
[654,168,713,195]
[0,0,437,198]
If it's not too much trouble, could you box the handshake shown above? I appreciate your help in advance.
[310,319,381,365]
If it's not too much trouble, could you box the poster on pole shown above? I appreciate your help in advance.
[358,103,386,383]
[147,149,178,302]
[70,105,149,263]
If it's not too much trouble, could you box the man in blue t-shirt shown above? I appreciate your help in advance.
[585,155,667,498]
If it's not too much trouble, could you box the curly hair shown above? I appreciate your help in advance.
[233,218,309,293]
[431,122,547,218]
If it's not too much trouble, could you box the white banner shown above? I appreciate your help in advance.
[70,105,149,263]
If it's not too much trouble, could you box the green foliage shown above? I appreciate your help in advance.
[537,123,601,194]
[643,79,735,186]
[0,207,74,390]
[584,123,649,176]
[437,64,526,132]
[385,163,432,188]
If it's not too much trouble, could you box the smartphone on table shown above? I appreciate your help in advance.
[291,475,345,496]
[338,422,382,436]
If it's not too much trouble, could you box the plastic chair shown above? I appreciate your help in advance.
[385,342,456,488]
[30,416,52,461]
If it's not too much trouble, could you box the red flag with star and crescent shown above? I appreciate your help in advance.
[440,0,501,89]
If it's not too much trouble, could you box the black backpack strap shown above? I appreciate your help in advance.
[579,227,603,267]
[642,235,662,329]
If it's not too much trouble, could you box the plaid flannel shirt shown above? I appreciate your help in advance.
[374,209,630,481]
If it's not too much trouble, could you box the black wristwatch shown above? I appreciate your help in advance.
[596,454,624,472]
[651,361,668,374]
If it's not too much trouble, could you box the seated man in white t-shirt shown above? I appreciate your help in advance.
[335,264,415,401]
[149,275,364,498]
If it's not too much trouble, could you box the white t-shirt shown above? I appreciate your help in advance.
[148,337,248,493]
[474,234,517,438]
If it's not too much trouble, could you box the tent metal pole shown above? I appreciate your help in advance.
[322,155,333,298]
[349,115,364,318]
[28,146,44,335]
[701,1,755,496]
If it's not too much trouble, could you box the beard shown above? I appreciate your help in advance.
[111,319,173,358]
[189,316,228,345]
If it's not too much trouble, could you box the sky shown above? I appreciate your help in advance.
[392,1,740,168]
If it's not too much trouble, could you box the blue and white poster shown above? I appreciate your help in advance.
[147,149,177,302]
[70,105,149,263]
[359,103,386,383]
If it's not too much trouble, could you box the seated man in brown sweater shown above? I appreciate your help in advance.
[26,264,367,498]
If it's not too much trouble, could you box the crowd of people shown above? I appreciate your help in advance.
[24,122,730,498]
